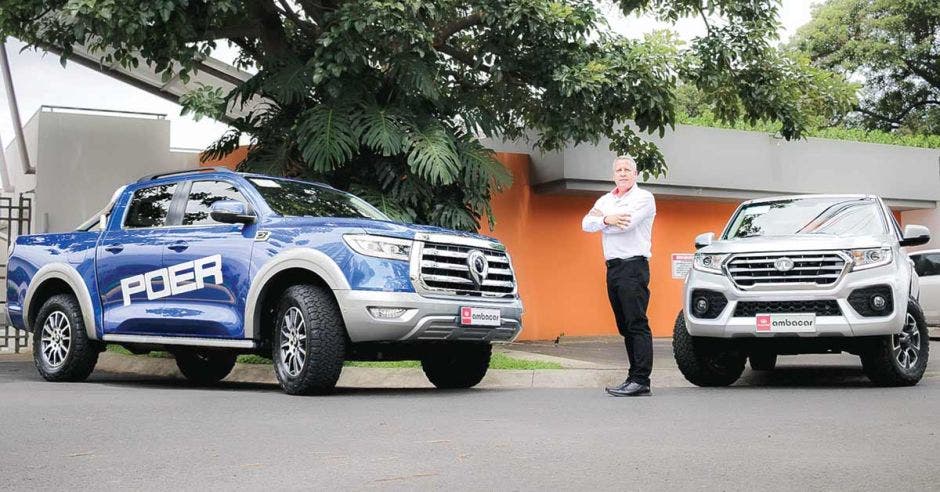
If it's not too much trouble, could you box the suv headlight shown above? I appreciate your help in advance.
[693,253,728,274]
[343,234,413,261]
[847,247,893,271]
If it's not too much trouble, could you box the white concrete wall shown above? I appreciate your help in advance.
[503,124,940,207]
[4,109,199,233]
[3,109,39,194]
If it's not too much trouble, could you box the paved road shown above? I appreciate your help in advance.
[2,351,940,491]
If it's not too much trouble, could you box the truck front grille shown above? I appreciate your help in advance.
[734,300,842,317]
[418,242,516,298]
[725,252,847,288]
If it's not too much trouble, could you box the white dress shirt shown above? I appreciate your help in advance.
[581,185,656,260]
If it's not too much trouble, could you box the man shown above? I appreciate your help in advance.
[582,156,656,397]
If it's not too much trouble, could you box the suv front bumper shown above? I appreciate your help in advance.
[335,290,523,343]
[684,264,909,338]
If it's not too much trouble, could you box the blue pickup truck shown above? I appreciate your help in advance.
[6,168,523,394]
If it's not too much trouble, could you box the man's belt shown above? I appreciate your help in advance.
[605,256,647,268]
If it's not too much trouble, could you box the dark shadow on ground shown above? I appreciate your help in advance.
[0,360,514,396]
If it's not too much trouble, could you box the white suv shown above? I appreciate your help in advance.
[674,194,931,387]
[908,250,940,326]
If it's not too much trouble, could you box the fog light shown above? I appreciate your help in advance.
[368,307,409,320]
[870,295,887,312]
[694,297,709,315]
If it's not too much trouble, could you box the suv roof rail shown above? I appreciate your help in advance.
[137,166,235,183]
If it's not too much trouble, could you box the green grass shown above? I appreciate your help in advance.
[107,345,562,370]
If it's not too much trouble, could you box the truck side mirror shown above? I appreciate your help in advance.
[694,232,714,250]
[210,200,255,225]
[900,224,930,247]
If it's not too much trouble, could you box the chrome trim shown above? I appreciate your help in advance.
[413,232,505,251]
[102,334,256,349]
[397,315,522,343]
[409,240,519,300]
[723,250,852,291]
[335,289,523,343]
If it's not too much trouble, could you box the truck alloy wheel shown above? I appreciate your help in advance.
[892,313,921,370]
[861,299,929,386]
[278,306,307,377]
[271,284,346,395]
[32,294,99,382]
[40,311,71,368]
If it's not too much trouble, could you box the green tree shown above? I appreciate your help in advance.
[792,0,940,134]
[1,0,853,230]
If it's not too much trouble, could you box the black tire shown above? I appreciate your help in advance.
[422,343,492,389]
[32,294,99,382]
[749,353,777,371]
[174,349,237,384]
[861,299,929,387]
[272,284,347,395]
[673,311,745,387]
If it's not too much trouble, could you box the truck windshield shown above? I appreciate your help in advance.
[248,177,390,220]
[723,197,887,239]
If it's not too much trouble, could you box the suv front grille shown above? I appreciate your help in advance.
[734,300,842,317]
[419,242,516,297]
[726,252,846,288]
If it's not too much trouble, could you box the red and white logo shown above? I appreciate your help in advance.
[460,307,473,325]
[756,315,772,332]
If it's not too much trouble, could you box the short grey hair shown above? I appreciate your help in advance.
[612,155,637,172]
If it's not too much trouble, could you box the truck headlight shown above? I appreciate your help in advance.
[847,247,892,271]
[693,253,728,274]
[343,234,413,261]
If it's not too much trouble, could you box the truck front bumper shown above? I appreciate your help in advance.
[684,264,909,338]
[335,290,523,343]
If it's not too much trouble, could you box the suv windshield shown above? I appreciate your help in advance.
[724,197,887,239]
[248,177,389,220]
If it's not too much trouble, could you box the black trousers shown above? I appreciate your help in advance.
[605,257,653,386]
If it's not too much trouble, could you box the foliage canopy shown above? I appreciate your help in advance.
[0,0,853,229]
[792,0,940,135]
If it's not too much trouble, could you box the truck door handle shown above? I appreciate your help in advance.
[104,244,124,254]
[167,242,189,252]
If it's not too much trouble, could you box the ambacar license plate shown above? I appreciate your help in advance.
[460,307,501,326]
[756,313,816,333]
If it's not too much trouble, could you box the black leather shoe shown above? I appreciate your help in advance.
[606,381,651,397]
[604,379,631,394]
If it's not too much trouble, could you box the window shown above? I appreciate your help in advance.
[723,198,887,239]
[912,253,940,277]
[248,177,389,220]
[124,184,177,228]
[182,180,249,226]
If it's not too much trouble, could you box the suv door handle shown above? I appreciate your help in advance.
[167,242,189,252]
[104,244,124,254]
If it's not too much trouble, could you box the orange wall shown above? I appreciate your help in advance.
[201,147,249,170]
[482,153,740,339]
[202,150,740,340]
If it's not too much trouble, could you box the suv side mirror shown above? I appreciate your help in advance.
[210,200,255,225]
[900,224,930,247]
[694,232,714,250]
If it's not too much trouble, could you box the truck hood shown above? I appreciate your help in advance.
[273,217,499,244]
[699,234,893,254]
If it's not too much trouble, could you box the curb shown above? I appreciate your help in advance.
[90,352,681,389]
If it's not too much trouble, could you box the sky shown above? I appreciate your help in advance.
[0,1,818,150]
